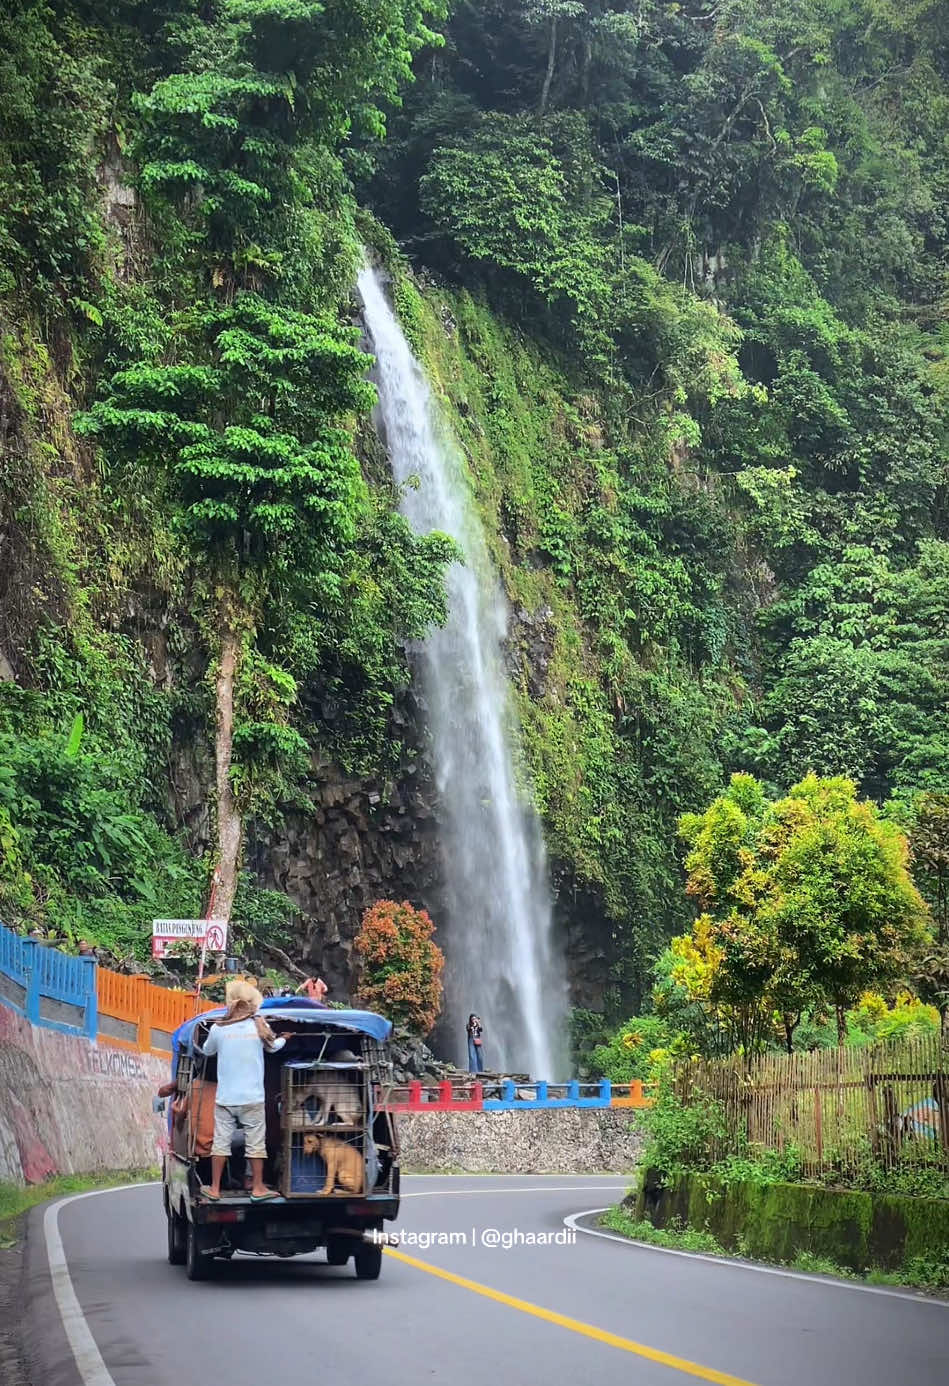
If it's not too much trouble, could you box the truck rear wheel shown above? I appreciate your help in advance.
[325,1236,350,1266]
[354,1243,382,1280]
[185,1220,215,1280]
[166,1206,186,1266]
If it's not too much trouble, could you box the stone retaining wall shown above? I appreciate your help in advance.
[635,1168,949,1272]
[399,1108,643,1174]
[0,1005,169,1184]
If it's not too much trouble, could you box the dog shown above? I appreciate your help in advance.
[302,1132,364,1195]
[293,1074,362,1127]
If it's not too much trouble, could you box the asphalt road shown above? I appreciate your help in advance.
[25,1175,949,1386]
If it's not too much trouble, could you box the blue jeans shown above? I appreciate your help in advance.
[468,1039,484,1073]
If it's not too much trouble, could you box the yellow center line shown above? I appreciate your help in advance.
[384,1247,761,1386]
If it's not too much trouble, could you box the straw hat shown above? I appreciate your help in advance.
[225,979,263,1011]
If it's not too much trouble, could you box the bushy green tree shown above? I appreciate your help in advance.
[676,773,932,1050]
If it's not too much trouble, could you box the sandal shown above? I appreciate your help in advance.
[250,1189,278,1202]
[200,1187,221,1201]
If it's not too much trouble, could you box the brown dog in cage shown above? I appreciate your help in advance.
[301,1131,364,1195]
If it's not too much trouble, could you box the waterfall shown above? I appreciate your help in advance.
[357,266,567,1078]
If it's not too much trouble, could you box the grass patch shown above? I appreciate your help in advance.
[0,1168,159,1246]
[600,1205,728,1255]
[789,1250,856,1279]
[598,1204,949,1294]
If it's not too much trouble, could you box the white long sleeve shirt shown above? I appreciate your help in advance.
[200,1019,285,1106]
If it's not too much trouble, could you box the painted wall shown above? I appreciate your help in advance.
[0,1005,170,1185]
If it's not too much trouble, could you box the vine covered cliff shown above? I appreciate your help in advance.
[1,0,946,1027]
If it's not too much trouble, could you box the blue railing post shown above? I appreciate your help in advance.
[536,1081,548,1104]
[566,1079,580,1103]
[599,1078,611,1104]
[21,938,41,1025]
[80,956,98,1040]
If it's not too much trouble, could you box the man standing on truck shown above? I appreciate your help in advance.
[198,981,290,1202]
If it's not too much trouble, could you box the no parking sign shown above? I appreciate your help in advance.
[151,918,229,960]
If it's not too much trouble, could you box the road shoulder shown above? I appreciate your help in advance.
[565,1207,949,1305]
[0,1214,29,1386]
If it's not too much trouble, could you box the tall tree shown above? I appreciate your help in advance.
[910,793,949,1034]
[78,0,448,926]
[677,773,932,1050]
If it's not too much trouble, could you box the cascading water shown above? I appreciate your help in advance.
[358,265,567,1078]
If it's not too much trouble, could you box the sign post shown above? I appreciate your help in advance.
[194,867,223,1012]
[150,918,229,961]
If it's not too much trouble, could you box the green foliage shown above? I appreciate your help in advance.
[590,1014,672,1082]
[638,1087,729,1178]
[629,1167,949,1283]
[68,0,454,859]
[363,3,949,1017]
[568,1006,614,1077]
[380,267,745,1000]
[0,0,452,966]
[0,2,108,298]
[908,794,949,1023]
[419,112,615,355]
[77,295,373,578]
[3,0,949,1046]
[0,720,205,958]
[672,773,933,1050]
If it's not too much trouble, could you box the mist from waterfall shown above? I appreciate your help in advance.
[357,265,568,1078]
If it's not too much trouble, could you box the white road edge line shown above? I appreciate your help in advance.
[564,1208,949,1308]
[43,1182,159,1386]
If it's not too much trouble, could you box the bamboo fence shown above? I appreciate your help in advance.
[674,1035,949,1177]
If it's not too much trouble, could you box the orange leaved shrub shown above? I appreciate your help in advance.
[352,899,444,1035]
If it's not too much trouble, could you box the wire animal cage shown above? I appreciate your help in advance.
[280,1057,368,1198]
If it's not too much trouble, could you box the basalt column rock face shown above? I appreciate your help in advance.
[247,756,444,997]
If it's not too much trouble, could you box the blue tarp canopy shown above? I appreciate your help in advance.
[170,997,392,1067]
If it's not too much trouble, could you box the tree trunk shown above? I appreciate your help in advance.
[539,16,557,115]
[211,626,242,928]
[580,32,592,106]
[782,1012,796,1055]
[835,1004,847,1047]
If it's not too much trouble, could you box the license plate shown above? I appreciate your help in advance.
[265,1220,319,1238]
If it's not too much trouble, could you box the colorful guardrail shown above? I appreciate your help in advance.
[0,920,213,1053]
[96,967,216,1056]
[379,1078,652,1112]
[0,922,97,1038]
[0,923,652,1108]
